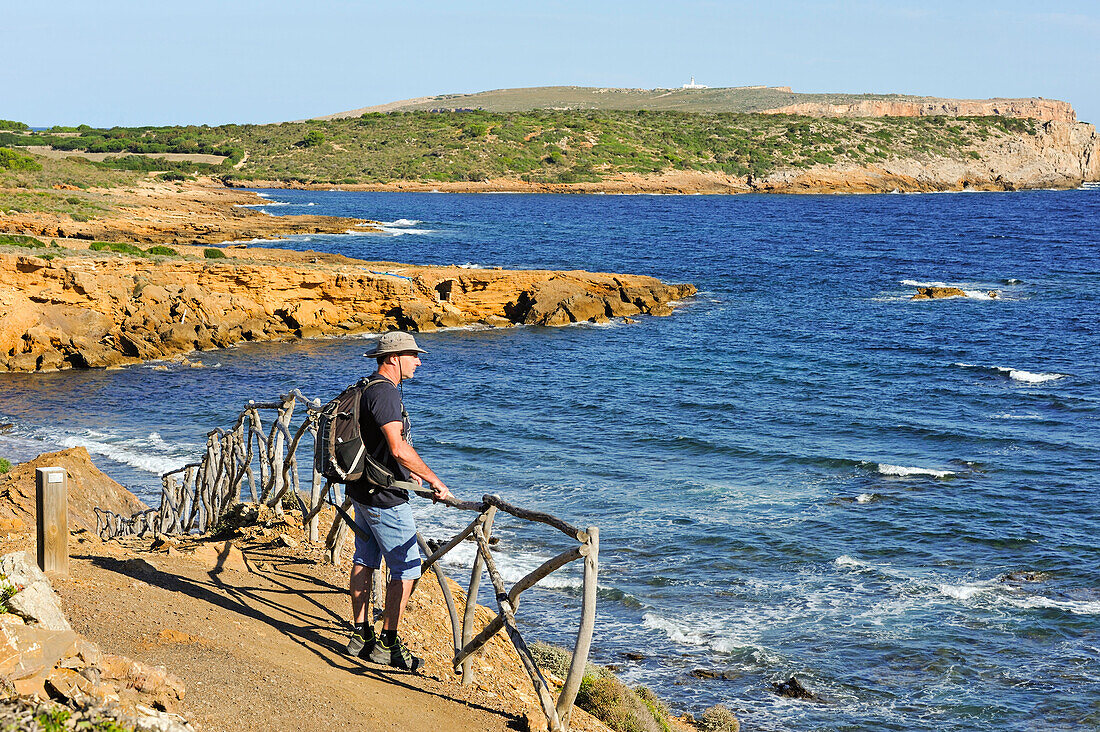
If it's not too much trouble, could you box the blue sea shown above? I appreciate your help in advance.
[2,190,1098,731]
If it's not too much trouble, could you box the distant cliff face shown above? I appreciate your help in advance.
[752,119,1100,193]
[764,98,1076,124]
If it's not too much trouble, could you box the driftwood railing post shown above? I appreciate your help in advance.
[461,506,496,685]
[35,467,68,574]
[92,389,600,732]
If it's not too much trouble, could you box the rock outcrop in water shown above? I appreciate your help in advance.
[0,245,694,372]
[911,286,968,300]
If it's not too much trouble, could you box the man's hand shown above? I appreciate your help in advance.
[431,481,453,503]
[410,474,424,488]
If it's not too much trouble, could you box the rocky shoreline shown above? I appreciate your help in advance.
[0,241,693,373]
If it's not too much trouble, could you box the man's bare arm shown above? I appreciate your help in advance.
[380,421,453,501]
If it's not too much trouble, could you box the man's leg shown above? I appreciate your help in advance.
[367,502,423,671]
[346,500,380,657]
[381,577,415,632]
[350,564,374,625]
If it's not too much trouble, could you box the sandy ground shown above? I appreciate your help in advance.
[19,533,527,732]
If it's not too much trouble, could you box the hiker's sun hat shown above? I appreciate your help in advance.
[363,331,428,358]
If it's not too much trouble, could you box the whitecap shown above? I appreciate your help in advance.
[991,413,1043,420]
[1008,596,1100,615]
[379,218,421,227]
[641,612,784,664]
[458,262,484,269]
[937,582,996,601]
[855,493,875,503]
[900,279,950,287]
[875,463,954,478]
[835,555,866,568]
[54,429,195,476]
[1005,369,1067,384]
[952,363,1067,383]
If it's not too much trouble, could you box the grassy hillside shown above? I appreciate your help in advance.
[1,111,1036,187]
[318,86,981,117]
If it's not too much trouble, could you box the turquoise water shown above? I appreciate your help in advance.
[1,190,1097,730]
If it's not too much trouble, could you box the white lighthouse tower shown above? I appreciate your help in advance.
[682,76,708,89]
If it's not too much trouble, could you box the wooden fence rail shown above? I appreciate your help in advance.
[93,389,598,732]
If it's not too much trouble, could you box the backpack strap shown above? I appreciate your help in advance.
[360,376,423,494]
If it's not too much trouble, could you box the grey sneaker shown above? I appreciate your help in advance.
[369,634,423,671]
[346,623,376,658]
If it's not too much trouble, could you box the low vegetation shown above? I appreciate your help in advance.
[203,247,227,259]
[0,110,1034,188]
[530,642,675,732]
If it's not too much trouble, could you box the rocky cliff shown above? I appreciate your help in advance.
[0,245,694,373]
[752,119,1100,193]
[764,97,1076,123]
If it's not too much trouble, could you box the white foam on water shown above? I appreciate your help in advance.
[436,542,584,590]
[954,362,1068,383]
[380,218,421,227]
[1006,369,1067,383]
[991,412,1043,420]
[641,612,784,665]
[875,463,954,478]
[961,290,995,300]
[834,555,867,569]
[53,428,195,476]
[458,262,484,269]
[1007,596,1100,615]
[855,493,875,503]
[937,582,997,601]
[900,279,949,288]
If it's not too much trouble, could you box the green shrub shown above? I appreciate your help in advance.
[203,247,227,259]
[0,120,29,131]
[0,147,41,171]
[299,130,325,147]
[157,171,188,181]
[0,457,10,473]
[89,241,145,256]
[530,642,571,677]
[146,245,179,256]
[575,675,668,732]
[699,705,740,732]
[0,234,44,248]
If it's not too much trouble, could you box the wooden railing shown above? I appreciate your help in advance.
[93,390,598,732]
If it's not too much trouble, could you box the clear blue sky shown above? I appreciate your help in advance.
[6,0,1099,127]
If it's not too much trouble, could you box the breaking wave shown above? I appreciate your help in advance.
[869,463,954,478]
[953,363,1068,383]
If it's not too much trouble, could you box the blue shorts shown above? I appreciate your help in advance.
[350,500,422,581]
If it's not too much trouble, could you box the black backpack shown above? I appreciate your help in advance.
[315,377,397,487]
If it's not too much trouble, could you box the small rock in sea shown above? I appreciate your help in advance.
[911,286,967,300]
[624,651,645,661]
[0,423,13,433]
[692,668,720,679]
[771,676,818,700]
[1000,570,1049,583]
[987,290,1000,298]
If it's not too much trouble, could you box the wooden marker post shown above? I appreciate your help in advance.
[35,467,68,574]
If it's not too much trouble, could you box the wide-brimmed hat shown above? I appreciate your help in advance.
[363,331,428,358]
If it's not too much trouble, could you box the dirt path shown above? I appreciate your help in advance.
[50,538,523,732]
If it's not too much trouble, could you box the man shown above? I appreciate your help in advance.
[345,331,453,671]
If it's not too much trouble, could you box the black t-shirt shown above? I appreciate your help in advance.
[346,373,412,507]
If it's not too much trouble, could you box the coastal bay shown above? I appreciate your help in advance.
[2,189,1096,730]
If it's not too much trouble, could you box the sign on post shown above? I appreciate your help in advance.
[35,467,68,574]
